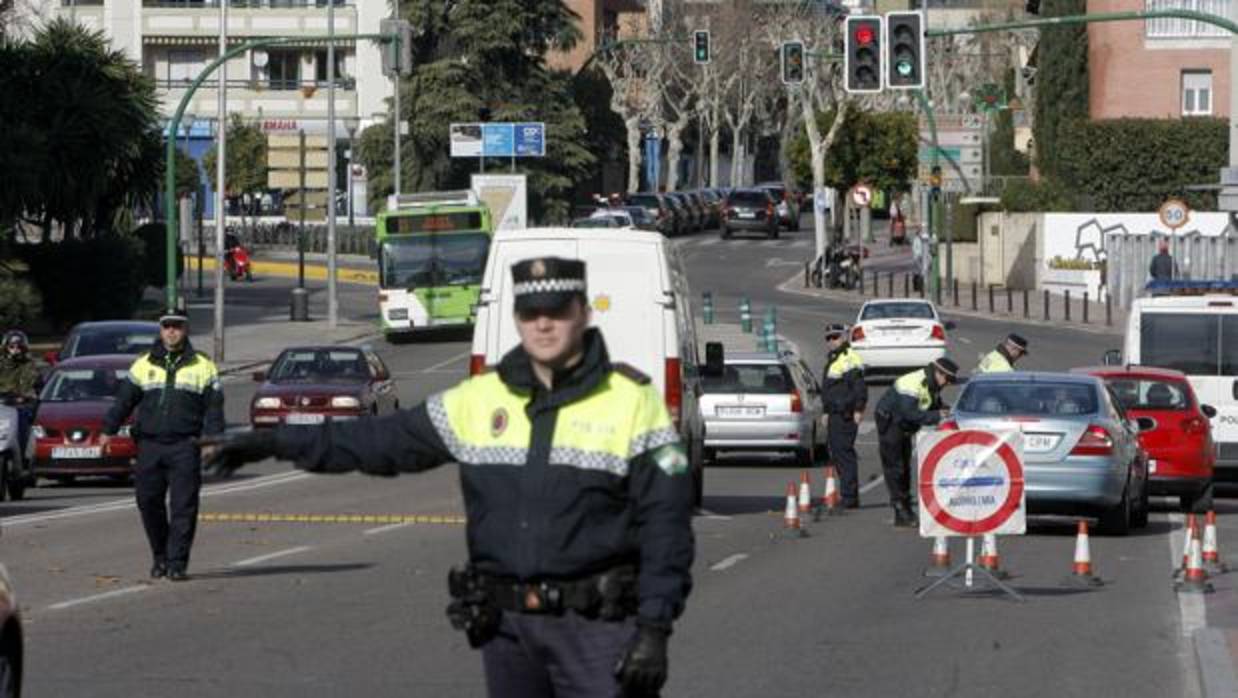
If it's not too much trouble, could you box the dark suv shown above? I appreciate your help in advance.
[625,193,677,236]
[722,188,779,239]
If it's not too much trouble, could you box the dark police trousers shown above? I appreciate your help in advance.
[134,439,201,571]
[876,415,914,509]
[827,414,859,504]
[483,611,638,698]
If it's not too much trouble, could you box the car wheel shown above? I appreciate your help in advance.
[0,458,8,503]
[0,652,16,698]
[721,227,731,240]
[1132,481,1149,529]
[1099,485,1132,536]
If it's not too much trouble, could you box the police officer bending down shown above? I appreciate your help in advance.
[202,257,694,698]
[975,333,1028,374]
[102,311,223,581]
[874,357,959,528]
[821,323,865,508]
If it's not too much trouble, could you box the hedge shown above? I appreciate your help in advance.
[19,235,146,328]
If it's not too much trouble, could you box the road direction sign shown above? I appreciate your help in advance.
[514,122,545,157]
[1158,198,1190,230]
[917,429,1026,537]
[482,123,515,157]
[851,183,873,208]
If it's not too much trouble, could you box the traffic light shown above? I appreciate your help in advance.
[885,11,925,90]
[380,19,414,77]
[781,41,805,85]
[693,30,711,65]
[844,15,883,94]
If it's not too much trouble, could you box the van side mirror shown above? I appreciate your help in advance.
[704,341,724,378]
[1102,349,1123,366]
[1202,404,1218,419]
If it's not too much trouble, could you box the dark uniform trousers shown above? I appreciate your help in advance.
[483,612,638,698]
[134,439,202,570]
[876,414,913,510]
[827,415,860,503]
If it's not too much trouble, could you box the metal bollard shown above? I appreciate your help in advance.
[740,298,752,333]
[935,282,942,305]
[1006,288,1013,314]
[952,278,959,306]
[971,281,978,311]
[703,291,714,325]
[1065,290,1072,322]
[903,274,910,298]
[1106,294,1112,326]
[919,277,926,299]
[1023,289,1029,319]
[988,285,995,313]
[887,271,894,297]
[1043,289,1050,321]
[871,270,878,297]
[1083,291,1089,324]
[804,261,809,288]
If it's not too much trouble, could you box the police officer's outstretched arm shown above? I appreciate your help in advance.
[102,365,145,435]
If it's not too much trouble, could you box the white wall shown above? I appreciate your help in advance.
[355,2,394,121]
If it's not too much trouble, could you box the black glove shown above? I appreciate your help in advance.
[614,622,669,696]
[198,430,278,477]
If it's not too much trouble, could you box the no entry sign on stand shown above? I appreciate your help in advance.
[917,430,1026,537]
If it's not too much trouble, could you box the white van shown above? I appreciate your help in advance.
[1109,284,1238,482]
[469,227,705,504]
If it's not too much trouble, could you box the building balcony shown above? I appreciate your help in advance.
[155,78,357,121]
[141,1,357,39]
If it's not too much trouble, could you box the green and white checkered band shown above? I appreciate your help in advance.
[513,278,587,296]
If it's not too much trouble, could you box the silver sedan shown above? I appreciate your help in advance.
[944,372,1150,535]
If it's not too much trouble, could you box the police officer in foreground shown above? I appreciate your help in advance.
[102,310,223,581]
[821,323,865,508]
[975,333,1028,374]
[201,257,694,698]
[873,357,959,528]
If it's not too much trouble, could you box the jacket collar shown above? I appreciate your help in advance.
[828,342,852,363]
[149,339,196,367]
[498,328,611,412]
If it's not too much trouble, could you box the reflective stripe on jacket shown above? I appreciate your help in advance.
[976,349,1013,374]
[875,368,943,432]
[822,345,866,414]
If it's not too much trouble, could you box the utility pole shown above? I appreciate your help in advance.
[213,0,226,362]
[392,6,402,196]
[1222,0,1238,228]
[326,0,338,329]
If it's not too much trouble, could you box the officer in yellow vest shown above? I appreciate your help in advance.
[200,257,694,698]
[102,310,223,581]
[975,333,1028,374]
[873,357,958,527]
[821,323,866,508]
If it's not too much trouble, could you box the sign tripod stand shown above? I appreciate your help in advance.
[914,536,1024,601]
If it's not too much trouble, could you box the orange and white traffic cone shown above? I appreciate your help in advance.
[1202,510,1228,575]
[783,482,805,537]
[821,465,842,515]
[1063,520,1103,587]
[1176,524,1214,593]
[977,533,1010,580]
[798,471,813,519]
[1175,514,1198,579]
[923,536,951,578]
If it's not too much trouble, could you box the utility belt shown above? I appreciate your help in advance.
[446,564,638,648]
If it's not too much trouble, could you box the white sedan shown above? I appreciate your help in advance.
[850,299,954,376]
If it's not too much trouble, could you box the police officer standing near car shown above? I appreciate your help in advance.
[975,333,1029,374]
[821,323,866,508]
[200,257,694,698]
[873,357,959,528]
[102,310,223,581]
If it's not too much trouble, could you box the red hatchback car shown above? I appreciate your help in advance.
[1079,366,1216,511]
[250,346,399,427]
[31,355,137,484]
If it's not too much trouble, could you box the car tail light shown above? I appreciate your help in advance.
[852,326,866,342]
[665,357,683,428]
[790,389,803,413]
[938,419,959,431]
[1181,415,1208,435]
[930,324,946,341]
[469,354,486,376]
[1071,425,1114,456]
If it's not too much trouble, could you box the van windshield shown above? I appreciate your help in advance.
[1140,313,1222,375]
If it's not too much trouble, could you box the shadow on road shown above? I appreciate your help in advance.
[701,495,780,516]
[386,327,474,345]
[190,562,375,580]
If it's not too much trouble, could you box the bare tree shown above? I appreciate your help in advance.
[597,37,668,193]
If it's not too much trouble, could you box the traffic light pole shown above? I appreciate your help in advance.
[162,32,394,313]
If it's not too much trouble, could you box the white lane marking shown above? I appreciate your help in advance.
[859,422,875,435]
[421,351,470,374]
[700,238,722,247]
[710,553,748,571]
[233,545,313,568]
[364,521,416,536]
[47,584,147,611]
[957,336,973,345]
[859,476,886,494]
[2,471,311,528]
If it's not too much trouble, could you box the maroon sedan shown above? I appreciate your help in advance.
[30,355,137,484]
[250,346,399,427]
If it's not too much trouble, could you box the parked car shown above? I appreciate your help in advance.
[29,355,137,485]
[697,189,724,229]
[699,350,824,467]
[684,191,715,231]
[1078,366,1216,511]
[572,217,620,229]
[250,346,399,427]
[625,192,678,236]
[721,188,779,239]
[45,321,159,366]
[943,372,1151,535]
[622,206,659,232]
[756,181,799,231]
[588,208,636,228]
[850,299,952,376]
[0,558,22,698]
[665,192,702,233]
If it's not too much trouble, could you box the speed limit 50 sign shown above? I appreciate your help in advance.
[917,429,1026,537]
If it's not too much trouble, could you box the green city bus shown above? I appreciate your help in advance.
[375,191,493,340]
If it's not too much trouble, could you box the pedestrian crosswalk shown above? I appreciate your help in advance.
[672,236,815,250]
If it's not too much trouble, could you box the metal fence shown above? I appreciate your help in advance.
[1105,227,1238,308]
[234,222,376,257]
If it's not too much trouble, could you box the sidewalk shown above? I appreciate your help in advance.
[186,251,377,285]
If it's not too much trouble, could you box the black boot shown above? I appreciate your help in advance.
[892,504,916,528]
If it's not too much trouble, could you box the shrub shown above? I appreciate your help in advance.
[19,235,146,328]
[133,222,184,289]
[999,178,1076,212]
[0,274,42,329]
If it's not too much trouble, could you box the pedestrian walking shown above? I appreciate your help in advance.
[1149,239,1176,281]
[873,357,959,528]
[975,333,1029,374]
[102,310,223,581]
[201,257,694,698]
[820,323,866,508]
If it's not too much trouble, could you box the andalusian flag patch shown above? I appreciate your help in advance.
[652,443,689,476]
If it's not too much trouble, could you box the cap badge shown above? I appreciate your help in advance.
[530,260,547,278]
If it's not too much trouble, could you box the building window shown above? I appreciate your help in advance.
[313,50,348,85]
[168,50,204,84]
[1182,71,1213,115]
[1146,0,1230,38]
[268,50,300,90]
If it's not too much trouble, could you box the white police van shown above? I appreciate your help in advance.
[1107,281,1238,483]
[469,226,706,505]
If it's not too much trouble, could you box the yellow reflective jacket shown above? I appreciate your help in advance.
[976,348,1014,374]
[822,344,866,414]
[104,341,223,439]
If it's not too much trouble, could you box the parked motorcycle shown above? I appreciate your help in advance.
[224,233,254,282]
[0,393,34,501]
[813,244,861,290]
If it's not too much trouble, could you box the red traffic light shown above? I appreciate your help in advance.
[854,25,876,46]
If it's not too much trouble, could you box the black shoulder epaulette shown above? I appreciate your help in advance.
[612,362,651,385]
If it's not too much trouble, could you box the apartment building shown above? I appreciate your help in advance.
[548,0,648,73]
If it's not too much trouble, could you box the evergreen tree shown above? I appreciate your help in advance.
[1032,0,1088,180]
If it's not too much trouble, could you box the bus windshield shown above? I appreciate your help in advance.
[380,233,490,289]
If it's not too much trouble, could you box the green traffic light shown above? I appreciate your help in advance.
[896,60,913,77]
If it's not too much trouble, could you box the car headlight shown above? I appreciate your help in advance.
[30,424,45,439]
[254,397,282,409]
[331,396,361,409]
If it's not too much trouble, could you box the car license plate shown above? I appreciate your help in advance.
[52,446,102,459]
[717,405,765,417]
[1024,433,1059,452]
[737,211,755,219]
[285,413,326,425]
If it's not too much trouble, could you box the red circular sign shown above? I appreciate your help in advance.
[919,430,1024,535]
